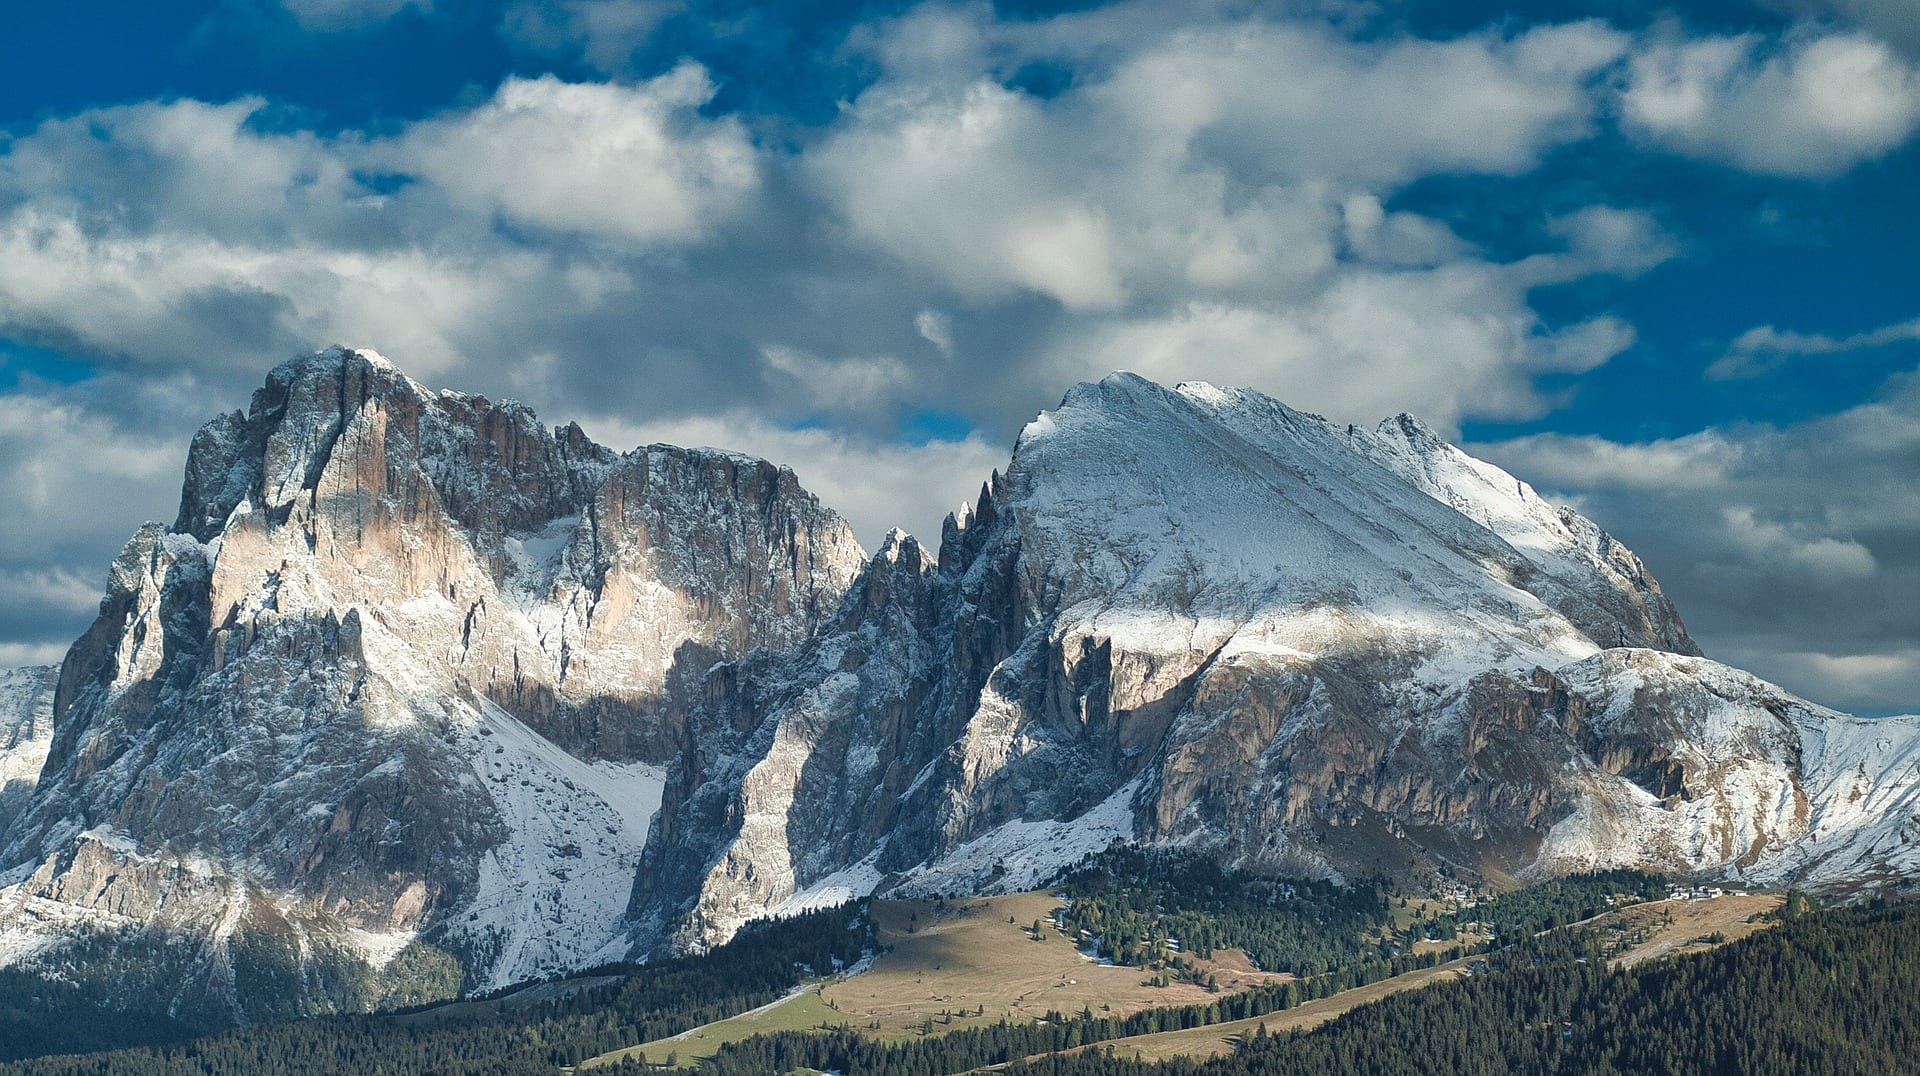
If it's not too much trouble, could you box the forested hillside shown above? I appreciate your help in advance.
[7,881,1913,1076]
[0,904,869,1076]
[1011,898,1918,1076]
[1054,847,1666,975]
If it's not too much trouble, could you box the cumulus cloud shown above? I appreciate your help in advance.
[1047,268,1639,433]
[0,377,190,653]
[0,7,1673,438]
[1710,315,1920,378]
[1541,206,1679,277]
[1620,26,1920,177]
[805,81,1131,310]
[1341,195,1470,268]
[793,7,1662,429]
[1081,18,1630,186]
[759,346,917,417]
[388,65,758,244]
[1478,369,1920,714]
[807,13,1629,311]
[0,65,759,382]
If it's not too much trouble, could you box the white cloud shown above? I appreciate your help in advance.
[1081,18,1630,186]
[805,81,1129,310]
[0,207,585,378]
[1720,505,1878,579]
[1620,27,1920,177]
[1341,194,1470,267]
[0,96,362,241]
[389,65,759,244]
[1477,371,1920,714]
[761,346,914,416]
[1479,429,1741,490]
[1048,263,1639,433]
[1543,206,1679,277]
[915,310,956,357]
[789,8,1663,431]
[0,643,67,668]
[0,568,108,617]
[0,10,1664,438]
[807,14,1628,312]
[1710,315,1920,378]
[0,68,757,379]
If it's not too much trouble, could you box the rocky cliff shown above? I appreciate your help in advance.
[0,347,866,1014]
[634,374,1920,949]
[2,355,1916,1022]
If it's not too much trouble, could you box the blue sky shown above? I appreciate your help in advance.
[0,0,1916,713]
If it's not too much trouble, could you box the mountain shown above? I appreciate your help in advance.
[0,347,866,1019]
[0,354,1915,1027]
[634,373,1920,947]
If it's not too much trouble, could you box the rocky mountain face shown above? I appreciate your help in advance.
[1,354,1916,1023]
[0,347,866,1016]
[634,374,1920,948]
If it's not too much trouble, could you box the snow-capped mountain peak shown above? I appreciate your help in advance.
[2,356,1915,1019]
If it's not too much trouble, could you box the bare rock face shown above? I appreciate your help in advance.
[636,373,1920,951]
[7,355,1918,1021]
[0,347,867,1014]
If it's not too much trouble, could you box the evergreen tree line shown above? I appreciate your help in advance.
[690,875,1750,1076]
[1052,847,1664,978]
[1007,899,1920,1076]
[0,918,457,1061]
[0,903,871,1076]
[1415,869,1669,946]
[1053,848,1395,973]
[2,865,1834,1076]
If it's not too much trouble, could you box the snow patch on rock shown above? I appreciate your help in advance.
[452,699,665,990]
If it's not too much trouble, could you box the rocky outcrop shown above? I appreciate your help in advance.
[5,354,1918,1022]
[0,347,867,1011]
[636,373,1920,950]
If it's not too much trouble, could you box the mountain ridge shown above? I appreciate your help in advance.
[0,346,868,1011]
[632,369,1911,950]
[0,349,1912,1026]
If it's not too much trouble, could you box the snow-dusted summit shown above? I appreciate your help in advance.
[1,358,1916,1025]
[0,348,866,1017]
[635,373,1920,947]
